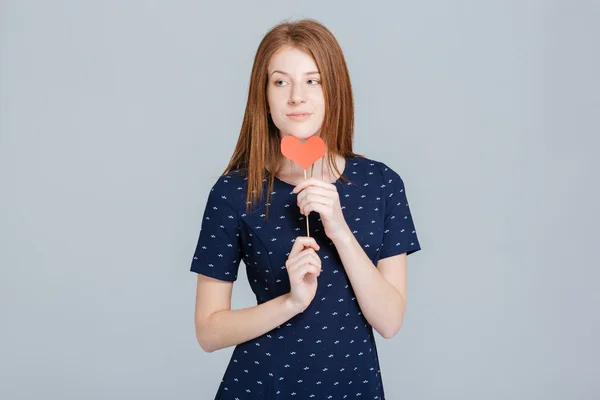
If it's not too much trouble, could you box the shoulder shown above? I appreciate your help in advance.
[206,169,248,211]
[377,160,405,189]
[351,156,404,188]
[211,169,247,191]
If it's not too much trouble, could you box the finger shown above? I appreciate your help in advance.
[292,177,336,194]
[307,257,321,276]
[288,250,319,272]
[297,186,336,203]
[289,237,320,257]
[302,202,331,218]
[305,251,322,271]
[301,252,322,272]
[290,247,317,264]
[289,243,318,261]
[292,264,320,282]
[291,237,318,253]
[298,193,334,215]
[311,253,322,269]
[297,189,335,212]
[297,248,321,265]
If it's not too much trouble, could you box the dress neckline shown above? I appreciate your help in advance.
[272,157,351,188]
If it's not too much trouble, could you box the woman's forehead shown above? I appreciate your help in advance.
[268,47,318,73]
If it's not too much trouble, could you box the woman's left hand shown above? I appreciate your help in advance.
[293,178,351,242]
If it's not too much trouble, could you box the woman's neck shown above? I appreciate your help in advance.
[276,154,346,184]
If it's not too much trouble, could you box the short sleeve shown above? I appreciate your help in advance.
[190,179,243,281]
[376,162,422,262]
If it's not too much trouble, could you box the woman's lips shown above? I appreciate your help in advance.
[287,113,312,122]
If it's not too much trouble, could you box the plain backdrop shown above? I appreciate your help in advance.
[1,0,599,399]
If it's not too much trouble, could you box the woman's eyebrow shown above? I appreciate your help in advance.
[270,70,320,76]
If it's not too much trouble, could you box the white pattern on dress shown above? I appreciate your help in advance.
[191,156,421,399]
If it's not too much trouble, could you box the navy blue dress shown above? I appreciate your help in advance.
[190,155,421,399]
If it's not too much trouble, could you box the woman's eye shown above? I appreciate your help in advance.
[274,79,319,86]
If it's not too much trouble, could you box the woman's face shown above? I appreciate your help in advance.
[266,46,325,140]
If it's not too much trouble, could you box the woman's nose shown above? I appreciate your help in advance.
[288,84,306,104]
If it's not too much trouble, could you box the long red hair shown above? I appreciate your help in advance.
[222,19,365,220]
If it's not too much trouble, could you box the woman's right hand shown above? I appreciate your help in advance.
[285,236,322,313]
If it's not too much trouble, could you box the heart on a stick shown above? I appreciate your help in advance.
[281,135,326,170]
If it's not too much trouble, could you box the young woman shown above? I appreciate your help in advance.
[191,18,421,399]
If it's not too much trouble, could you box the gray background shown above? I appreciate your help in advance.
[1,0,598,399]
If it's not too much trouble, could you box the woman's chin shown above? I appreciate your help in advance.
[281,131,320,140]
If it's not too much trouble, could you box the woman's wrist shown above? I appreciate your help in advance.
[283,293,305,314]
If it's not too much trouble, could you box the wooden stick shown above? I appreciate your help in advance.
[304,169,309,237]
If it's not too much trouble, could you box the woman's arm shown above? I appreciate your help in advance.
[195,274,302,353]
[332,231,407,339]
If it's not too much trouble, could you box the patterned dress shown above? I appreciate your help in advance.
[190,155,422,399]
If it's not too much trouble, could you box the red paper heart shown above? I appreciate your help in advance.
[280,136,326,170]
